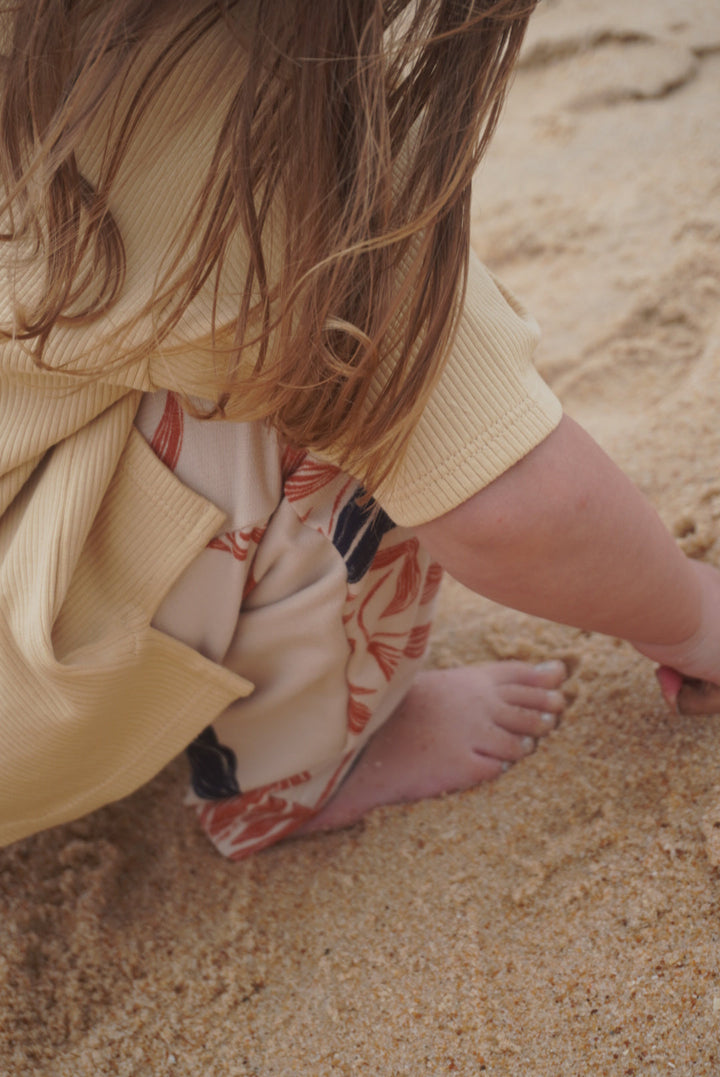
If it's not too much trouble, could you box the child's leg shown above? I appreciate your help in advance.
[137,393,567,859]
[180,447,566,857]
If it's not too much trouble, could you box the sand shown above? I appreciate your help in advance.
[2,2,720,1074]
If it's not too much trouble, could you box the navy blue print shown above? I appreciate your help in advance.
[187,726,241,799]
[333,490,395,584]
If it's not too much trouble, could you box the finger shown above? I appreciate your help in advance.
[655,665,682,712]
[676,678,720,716]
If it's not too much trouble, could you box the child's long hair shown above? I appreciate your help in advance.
[0,0,536,490]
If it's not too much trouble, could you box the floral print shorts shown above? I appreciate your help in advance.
[136,391,441,859]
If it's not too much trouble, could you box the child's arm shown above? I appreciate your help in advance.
[414,414,720,686]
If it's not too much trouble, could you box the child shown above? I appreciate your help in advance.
[1,0,718,860]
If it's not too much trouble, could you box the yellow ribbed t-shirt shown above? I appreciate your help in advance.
[0,19,561,846]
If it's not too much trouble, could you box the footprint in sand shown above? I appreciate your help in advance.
[520,33,698,113]
[565,38,698,111]
[516,0,720,114]
[552,257,720,426]
[522,0,720,67]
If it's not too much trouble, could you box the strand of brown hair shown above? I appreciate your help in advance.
[0,0,538,493]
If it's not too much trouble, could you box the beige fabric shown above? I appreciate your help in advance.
[373,254,562,524]
[134,392,439,858]
[0,397,252,848]
[0,21,561,847]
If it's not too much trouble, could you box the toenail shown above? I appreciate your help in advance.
[546,690,564,709]
[521,736,535,754]
[501,761,511,773]
[540,712,555,726]
[535,660,565,675]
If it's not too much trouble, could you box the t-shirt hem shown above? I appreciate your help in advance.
[382,389,563,527]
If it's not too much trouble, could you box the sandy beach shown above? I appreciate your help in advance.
[2,1,720,1073]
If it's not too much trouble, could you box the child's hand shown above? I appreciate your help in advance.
[415,416,720,712]
[631,559,720,713]
[655,667,720,715]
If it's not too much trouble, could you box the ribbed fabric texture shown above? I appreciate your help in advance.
[0,18,561,845]
[0,399,252,847]
[375,253,562,525]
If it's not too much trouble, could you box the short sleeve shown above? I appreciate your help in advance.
[374,249,562,527]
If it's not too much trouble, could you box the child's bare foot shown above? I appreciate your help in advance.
[299,660,567,833]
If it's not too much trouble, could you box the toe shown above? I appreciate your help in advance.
[492,659,567,690]
[500,684,565,716]
[465,753,506,783]
[473,723,541,763]
[492,704,559,739]
[531,660,567,688]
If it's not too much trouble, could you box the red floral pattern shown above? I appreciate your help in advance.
[201,453,441,860]
[207,526,267,561]
[149,391,184,471]
[143,399,442,860]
